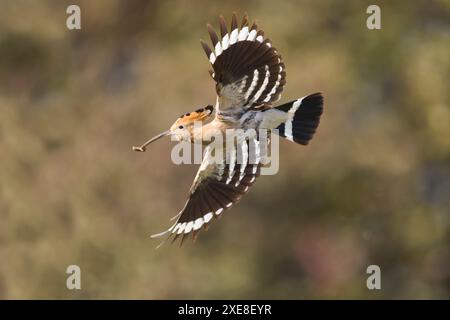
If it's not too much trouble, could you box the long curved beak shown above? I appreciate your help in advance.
[132,130,170,152]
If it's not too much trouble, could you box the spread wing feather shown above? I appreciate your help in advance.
[201,14,286,118]
[151,136,263,246]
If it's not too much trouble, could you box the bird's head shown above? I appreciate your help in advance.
[132,105,214,152]
[169,105,214,141]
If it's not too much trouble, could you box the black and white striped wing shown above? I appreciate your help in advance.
[151,137,262,245]
[201,14,286,116]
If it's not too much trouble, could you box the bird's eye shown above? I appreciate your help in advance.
[178,125,184,129]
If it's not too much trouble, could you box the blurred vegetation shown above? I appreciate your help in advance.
[0,0,449,299]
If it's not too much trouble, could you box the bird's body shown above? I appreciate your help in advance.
[184,109,286,143]
[133,14,324,246]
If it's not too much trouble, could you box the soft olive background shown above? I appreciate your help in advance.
[0,0,449,299]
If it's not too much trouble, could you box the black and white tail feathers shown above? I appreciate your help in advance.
[275,93,324,145]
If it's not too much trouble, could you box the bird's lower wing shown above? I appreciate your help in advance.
[152,136,263,246]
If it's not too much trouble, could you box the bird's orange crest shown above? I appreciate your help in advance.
[172,105,214,127]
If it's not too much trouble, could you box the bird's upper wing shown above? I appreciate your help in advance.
[151,134,265,245]
[201,14,286,119]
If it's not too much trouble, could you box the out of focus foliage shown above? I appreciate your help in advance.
[0,0,449,299]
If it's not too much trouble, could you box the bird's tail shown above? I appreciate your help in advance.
[274,92,324,145]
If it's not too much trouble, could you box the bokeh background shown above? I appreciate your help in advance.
[0,0,449,299]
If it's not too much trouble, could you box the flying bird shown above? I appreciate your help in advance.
[133,14,324,245]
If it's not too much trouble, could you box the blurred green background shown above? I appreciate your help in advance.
[0,0,449,299]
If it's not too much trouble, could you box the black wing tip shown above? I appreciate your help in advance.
[200,39,212,58]
[241,13,249,28]
[231,12,238,29]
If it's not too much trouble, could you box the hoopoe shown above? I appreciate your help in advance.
[133,14,324,246]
